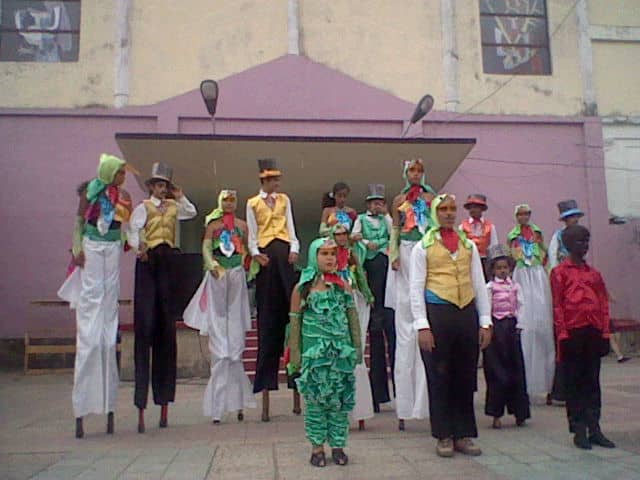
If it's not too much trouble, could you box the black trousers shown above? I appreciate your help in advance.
[364,253,396,405]
[253,239,296,393]
[421,303,479,440]
[134,244,178,409]
[561,326,605,435]
[483,317,530,421]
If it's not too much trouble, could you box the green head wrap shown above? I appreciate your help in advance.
[421,194,473,249]
[402,158,436,195]
[86,154,126,203]
[298,237,337,290]
[204,189,237,226]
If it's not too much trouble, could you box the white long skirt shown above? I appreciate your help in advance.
[389,240,429,420]
[513,265,555,398]
[183,268,256,420]
[71,238,121,418]
[351,290,374,422]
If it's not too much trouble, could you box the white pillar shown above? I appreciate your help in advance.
[288,0,300,55]
[440,0,459,112]
[114,0,132,108]
[576,0,597,115]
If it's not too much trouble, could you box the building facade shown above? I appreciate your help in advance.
[0,0,638,340]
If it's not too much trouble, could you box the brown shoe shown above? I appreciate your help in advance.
[436,438,454,457]
[492,417,502,429]
[454,438,482,456]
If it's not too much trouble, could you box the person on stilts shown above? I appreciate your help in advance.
[246,158,300,421]
[459,194,498,279]
[128,162,197,433]
[69,153,133,438]
[351,184,396,414]
[388,159,434,430]
[183,189,256,424]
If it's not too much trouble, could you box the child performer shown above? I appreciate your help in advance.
[460,194,499,278]
[246,158,300,421]
[288,238,362,467]
[409,194,492,457]
[483,245,530,429]
[332,224,375,430]
[388,159,434,430]
[507,204,555,405]
[548,200,584,271]
[70,154,132,438]
[183,190,256,424]
[351,184,395,413]
[550,225,616,450]
[319,182,357,235]
[128,162,197,432]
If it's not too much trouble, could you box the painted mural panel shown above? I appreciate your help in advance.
[0,0,80,62]
[479,0,551,75]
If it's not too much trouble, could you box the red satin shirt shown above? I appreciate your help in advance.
[550,259,610,355]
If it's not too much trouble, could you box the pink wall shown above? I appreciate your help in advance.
[1,55,636,337]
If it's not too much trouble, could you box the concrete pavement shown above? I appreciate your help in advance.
[1,358,639,480]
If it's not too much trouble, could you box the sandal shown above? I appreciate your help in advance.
[331,448,349,466]
[309,451,326,467]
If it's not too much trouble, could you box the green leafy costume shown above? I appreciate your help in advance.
[288,238,362,448]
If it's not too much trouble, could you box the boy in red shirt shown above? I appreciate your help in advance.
[550,225,615,450]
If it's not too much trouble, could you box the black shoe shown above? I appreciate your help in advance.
[106,412,114,434]
[573,433,592,450]
[75,418,84,439]
[331,448,349,466]
[617,356,630,363]
[309,451,326,467]
[589,431,616,448]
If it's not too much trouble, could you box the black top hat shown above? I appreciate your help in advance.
[145,162,173,186]
[366,184,385,201]
[557,199,584,220]
[257,158,282,179]
[464,193,488,210]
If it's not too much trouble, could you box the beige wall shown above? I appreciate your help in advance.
[0,2,116,108]
[128,1,288,105]
[588,0,640,27]
[299,0,445,110]
[589,1,640,116]
[1,0,637,117]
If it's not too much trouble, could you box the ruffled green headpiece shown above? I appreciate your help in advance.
[421,194,473,249]
[86,154,126,203]
[204,189,237,225]
[507,204,542,241]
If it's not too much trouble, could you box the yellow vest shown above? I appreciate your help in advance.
[426,240,475,308]
[143,199,177,249]
[248,193,291,248]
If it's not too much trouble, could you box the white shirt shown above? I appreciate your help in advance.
[246,190,300,256]
[459,217,499,254]
[128,195,197,252]
[409,238,491,330]
[351,211,393,245]
[547,229,562,271]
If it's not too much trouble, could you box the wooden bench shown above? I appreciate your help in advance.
[611,318,640,333]
[25,300,130,375]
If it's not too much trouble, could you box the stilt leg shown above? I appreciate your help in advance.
[358,420,365,431]
[138,408,145,434]
[262,391,270,422]
[398,419,405,431]
[292,390,301,415]
[106,412,114,434]
[159,405,168,428]
[237,410,244,422]
[75,417,84,439]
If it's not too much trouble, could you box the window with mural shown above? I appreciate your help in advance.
[0,1,81,62]
[479,0,551,75]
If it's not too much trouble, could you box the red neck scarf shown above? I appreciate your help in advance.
[336,246,350,272]
[440,228,459,254]
[222,212,235,231]
[406,184,423,203]
[520,225,534,241]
